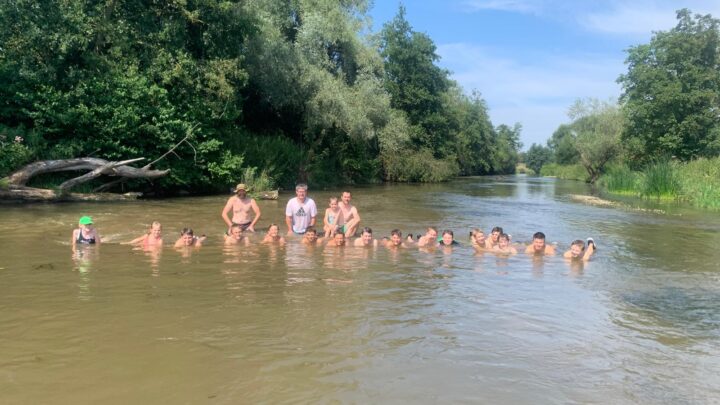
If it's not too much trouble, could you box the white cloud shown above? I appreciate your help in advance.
[460,0,544,13]
[437,43,623,148]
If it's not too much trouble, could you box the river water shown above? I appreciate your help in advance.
[1,175,719,404]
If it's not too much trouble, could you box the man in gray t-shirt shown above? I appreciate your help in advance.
[285,183,317,235]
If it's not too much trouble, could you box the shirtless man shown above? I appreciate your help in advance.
[224,223,250,246]
[525,231,556,256]
[485,226,503,249]
[416,227,439,247]
[222,183,261,233]
[563,238,596,261]
[285,183,317,235]
[384,229,411,249]
[337,191,361,238]
[353,227,378,247]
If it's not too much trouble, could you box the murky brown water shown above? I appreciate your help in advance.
[1,176,719,404]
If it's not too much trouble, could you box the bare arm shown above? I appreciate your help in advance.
[249,199,261,232]
[221,197,234,228]
[582,243,595,261]
[286,215,293,235]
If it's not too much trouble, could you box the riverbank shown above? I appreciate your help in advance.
[541,158,720,210]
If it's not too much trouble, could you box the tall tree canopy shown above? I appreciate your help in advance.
[619,9,720,163]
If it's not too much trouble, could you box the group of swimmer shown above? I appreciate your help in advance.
[72,183,597,261]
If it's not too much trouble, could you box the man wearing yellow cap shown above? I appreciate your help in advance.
[221,183,261,233]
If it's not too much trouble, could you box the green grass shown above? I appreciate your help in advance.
[678,157,720,209]
[600,164,640,193]
[641,160,681,199]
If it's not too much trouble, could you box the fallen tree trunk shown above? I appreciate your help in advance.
[0,157,170,202]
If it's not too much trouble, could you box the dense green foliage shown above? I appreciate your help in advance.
[0,1,520,193]
[598,157,720,209]
[524,143,553,174]
[539,163,590,182]
[619,9,720,164]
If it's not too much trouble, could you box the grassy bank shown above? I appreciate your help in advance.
[598,158,720,209]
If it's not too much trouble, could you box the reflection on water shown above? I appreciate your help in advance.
[1,175,719,403]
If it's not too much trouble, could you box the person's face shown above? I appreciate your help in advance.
[391,233,402,246]
[570,244,583,257]
[426,229,437,240]
[442,233,453,245]
[474,232,486,244]
[296,188,307,201]
[268,226,278,237]
[499,237,509,248]
[151,225,162,238]
[361,231,373,245]
[491,231,500,241]
[182,233,194,245]
[304,232,317,242]
[230,228,243,239]
[329,200,338,209]
[533,238,545,251]
[341,192,351,204]
[334,233,345,246]
[236,189,246,198]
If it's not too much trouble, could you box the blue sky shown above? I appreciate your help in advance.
[368,0,720,149]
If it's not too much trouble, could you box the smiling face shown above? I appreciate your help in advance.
[150,224,162,238]
[268,225,279,238]
[390,233,402,246]
[473,232,486,245]
[181,233,194,246]
[361,231,373,245]
[425,228,437,240]
[329,199,338,210]
[333,233,345,246]
[533,237,545,252]
[304,230,317,243]
[341,192,351,204]
[442,233,454,245]
[491,231,500,242]
[570,244,583,257]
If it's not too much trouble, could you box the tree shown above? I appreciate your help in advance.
[379,5,451,155]
[492,123,522,174]
[525,144,553,174]
[547,124,579,164]
[619,9,720,163]
[568,99,623,183]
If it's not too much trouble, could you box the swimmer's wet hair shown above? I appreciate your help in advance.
[533,231,546,240]
[499,233,510,241]
[390,229,402,237]
[305,226,317,234]
[362,227,372,235]
[491,226,503,234]
[180,227,194,236]
[329,196,338,204]
[442,229,454,237]
[571,239,585,247]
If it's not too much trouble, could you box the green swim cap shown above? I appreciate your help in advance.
[79,216,93,225]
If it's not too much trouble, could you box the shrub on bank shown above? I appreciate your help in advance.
[539,163,589,182]
[641,160,681,199]
[678,157,720,209]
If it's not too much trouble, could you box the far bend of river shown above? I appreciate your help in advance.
[1,175,720,404]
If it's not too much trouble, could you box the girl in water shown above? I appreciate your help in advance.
[127,221,163,249]
[72,216,101,247]
[493,233,517,255]
[470,228,487,250]
[262,224,286,245]
[323,197,343,238]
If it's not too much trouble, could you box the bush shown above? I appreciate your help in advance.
[0,126,35,178]
[382,148,459,182]
[539,163,590,182]
[678,157,720,209]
